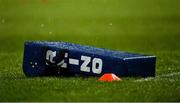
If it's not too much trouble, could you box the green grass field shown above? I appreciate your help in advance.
[0,0,180,102]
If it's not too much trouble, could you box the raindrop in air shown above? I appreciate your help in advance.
[1,19,5,23]
[109,23,112,26]
[41,24,44,28]
[49,31,52,35]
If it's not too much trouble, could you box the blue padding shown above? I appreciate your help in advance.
[23,41,156,77]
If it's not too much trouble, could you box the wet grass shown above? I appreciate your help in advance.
[0,0,180,101]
